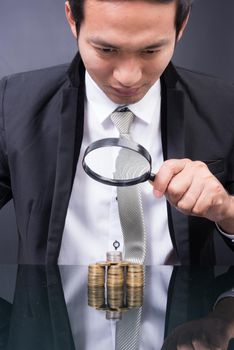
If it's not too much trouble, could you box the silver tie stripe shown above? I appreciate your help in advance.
[111,108,145,350]
[115,308,142,350]
[110,108,146,264]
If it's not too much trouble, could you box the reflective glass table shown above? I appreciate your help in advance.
[0,265,234,349]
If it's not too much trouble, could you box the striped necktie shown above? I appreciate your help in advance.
[111,107,145,350]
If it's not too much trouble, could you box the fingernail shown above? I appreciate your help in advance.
[154,189,163,198]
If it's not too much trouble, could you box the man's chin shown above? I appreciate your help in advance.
[107,91,146,105]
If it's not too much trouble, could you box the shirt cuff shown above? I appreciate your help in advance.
[215,223,234,242]
[214,289,234,309]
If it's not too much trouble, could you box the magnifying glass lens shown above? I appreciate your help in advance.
[84,146,150,181]
[82,138,155,186]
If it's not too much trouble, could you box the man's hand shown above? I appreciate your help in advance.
[161,297,234,350]
[161,316,233,350]
[152,159,234,234]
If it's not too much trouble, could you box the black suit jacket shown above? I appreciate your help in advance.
[0,265,75,350]
[0,53,234,264]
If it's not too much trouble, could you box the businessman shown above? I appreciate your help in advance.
[0,0,234,264]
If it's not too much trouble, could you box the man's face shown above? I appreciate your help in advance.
[73,0,183,104]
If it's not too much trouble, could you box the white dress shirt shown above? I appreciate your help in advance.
[59,71,177,265]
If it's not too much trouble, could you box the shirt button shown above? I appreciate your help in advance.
[113,240,120,250]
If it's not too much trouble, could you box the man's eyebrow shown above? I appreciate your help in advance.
[89,38,169,50]
[89,38,119,48]
[143,39,169,49]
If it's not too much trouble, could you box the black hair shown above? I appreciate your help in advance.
[68,0,193,36]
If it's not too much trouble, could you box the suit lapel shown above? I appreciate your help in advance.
[161,64,190,264]
[46,54,85,263]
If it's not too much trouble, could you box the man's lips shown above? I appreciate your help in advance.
[110,86,141,97]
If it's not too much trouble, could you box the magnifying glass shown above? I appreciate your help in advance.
[82,138,155,186]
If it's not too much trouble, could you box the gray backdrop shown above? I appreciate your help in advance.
[0,0,233,263]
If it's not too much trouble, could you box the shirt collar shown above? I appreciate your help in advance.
[85,71,161,125]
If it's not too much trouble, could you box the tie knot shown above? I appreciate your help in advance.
[111,108,134,136]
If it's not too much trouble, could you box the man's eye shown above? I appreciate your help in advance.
[142,50,157,55]
[98,47,116,53]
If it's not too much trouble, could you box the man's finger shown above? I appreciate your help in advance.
[175,177,205,214]
[153,159,190,197]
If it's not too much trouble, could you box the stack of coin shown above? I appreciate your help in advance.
[107,265,124,288]
[126,264,144,308]
[88,264,105,288]
[126,264,144,287]
[107,264,125,309]
[127,287,144,308]
[88,264,106,308]
[88,261,144,313]
[106,310,122,320]
[107,286,124,309]
[106,251,123,263]
[88,286,105,308]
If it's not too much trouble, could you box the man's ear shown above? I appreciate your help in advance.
[65,1,78,39]
[176,12,190,42]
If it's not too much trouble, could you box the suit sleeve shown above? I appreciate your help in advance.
[216,143,234,250]
[0,78,12,208]
[209,267,234,303]
[227,142,234,195]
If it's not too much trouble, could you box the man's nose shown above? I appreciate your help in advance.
[113,58,142,87]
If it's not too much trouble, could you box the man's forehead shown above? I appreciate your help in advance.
[82,0,177,23]
[85,0,176,4]
[80,0,178,40]
[84,0,177,9]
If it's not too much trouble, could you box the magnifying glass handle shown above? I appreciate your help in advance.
[149,172,155,182]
